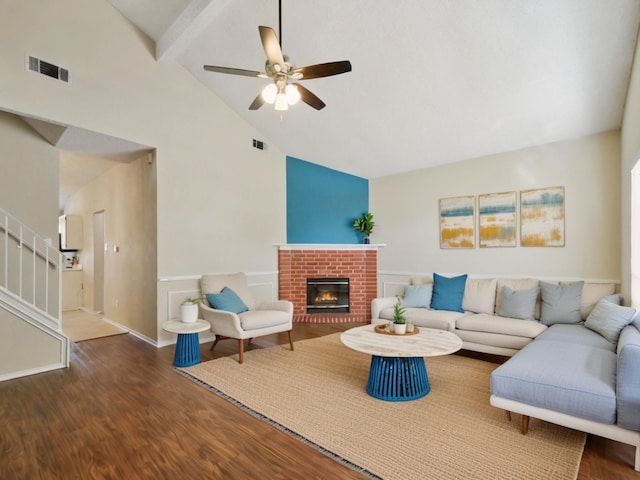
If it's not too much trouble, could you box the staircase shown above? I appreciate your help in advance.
[0,208,69,381]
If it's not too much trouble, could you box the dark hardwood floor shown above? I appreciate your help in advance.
[0,322,637,479]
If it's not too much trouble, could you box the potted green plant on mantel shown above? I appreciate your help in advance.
[180,297,201,323]
[353,212,375,244]
[393,299,407,334]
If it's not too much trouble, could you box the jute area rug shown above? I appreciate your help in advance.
[181,333,586,480]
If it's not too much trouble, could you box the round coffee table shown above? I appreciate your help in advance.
[340,324,462,401]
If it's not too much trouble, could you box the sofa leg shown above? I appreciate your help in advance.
[522,415,530,435]
[238,339,244,364]
[287,330,294,351]
[634,445,639,471]
[506,411,511,422]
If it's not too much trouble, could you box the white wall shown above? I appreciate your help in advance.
[621,28,640,307]
[371,131,621,282]
[0,0,287,341]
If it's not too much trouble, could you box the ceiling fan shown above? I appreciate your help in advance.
[203,1,352,111]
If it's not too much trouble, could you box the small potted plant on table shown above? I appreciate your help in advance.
[180,297,201,323]
[393,299,407,334]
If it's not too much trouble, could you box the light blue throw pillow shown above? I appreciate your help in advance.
[540,281,584,325]
[584,299,637,344]
[430,273,467,313]
[206,287,249,314]
[497,286,539,320]
[402,284,432,308]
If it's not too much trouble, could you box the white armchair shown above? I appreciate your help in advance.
[199,272,294,363]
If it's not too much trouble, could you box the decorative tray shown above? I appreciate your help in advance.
[374,324,420,336]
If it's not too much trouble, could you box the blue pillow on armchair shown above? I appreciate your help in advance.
[206,287,249,314]
[430,273,468,313]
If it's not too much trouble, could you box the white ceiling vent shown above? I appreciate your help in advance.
[26,55,69,83]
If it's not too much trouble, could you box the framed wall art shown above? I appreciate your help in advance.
[478,191,517,248]
[520,186,565,247]
[439,196,475,248]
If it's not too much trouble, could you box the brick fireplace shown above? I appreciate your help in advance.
[278,245,380,323]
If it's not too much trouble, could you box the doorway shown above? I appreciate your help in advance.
[93,210,105,314]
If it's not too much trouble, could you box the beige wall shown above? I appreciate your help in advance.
[64,153,157,339]
[0,0,287,342]
[371,131,621,282]
[0,111,59,241]
[621,28,640,306]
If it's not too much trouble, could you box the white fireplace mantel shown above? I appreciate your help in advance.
[275,244,386,251]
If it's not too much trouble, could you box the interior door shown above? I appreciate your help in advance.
[93,210,105,313]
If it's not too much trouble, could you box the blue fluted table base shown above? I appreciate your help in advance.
[366,355,430,401]
[174,333,201,367]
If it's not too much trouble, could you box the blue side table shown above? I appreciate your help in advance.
[162,320,210,367]
[366,355,431,401]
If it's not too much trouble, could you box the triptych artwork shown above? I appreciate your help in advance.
[439,186,565,249]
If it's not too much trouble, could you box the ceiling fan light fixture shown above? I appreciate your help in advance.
[285,84,300,105]
[275,92,289,110]
[261,83,277,104]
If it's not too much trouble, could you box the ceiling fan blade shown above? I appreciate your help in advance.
[293,60,352,80]
[203,65,266,78]
[249,93,265,110]
[294,84,326,110]
[259,26,285,67]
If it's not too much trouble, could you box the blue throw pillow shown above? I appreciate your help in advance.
[402,284,432,308]
[497,286,539,320]
[206,287,249,314]
[584,298,637,344]
[540,281,584,325]
[430,273,467,313]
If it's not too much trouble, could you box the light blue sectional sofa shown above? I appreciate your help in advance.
[372,273,640,470]
[491,312,640,471]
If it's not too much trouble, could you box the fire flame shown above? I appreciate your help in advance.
[315,291,338,304]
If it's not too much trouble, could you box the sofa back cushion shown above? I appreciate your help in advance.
[580,282,616,320]
[462,278,497,314]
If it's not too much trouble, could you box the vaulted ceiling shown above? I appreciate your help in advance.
[108,0,640,179]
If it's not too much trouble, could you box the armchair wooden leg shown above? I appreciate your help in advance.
[522,415,530,435]
[209,336,221,351]
[238,339,244,364]
[287,330,294,351]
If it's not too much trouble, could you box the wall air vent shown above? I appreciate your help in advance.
[26,55,70,83]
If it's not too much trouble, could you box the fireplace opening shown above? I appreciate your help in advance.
[306,278,349,314]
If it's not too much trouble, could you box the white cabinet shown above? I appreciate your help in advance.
[59,215,83,250]
[62,270,83,311]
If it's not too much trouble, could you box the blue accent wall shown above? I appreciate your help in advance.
[286,156,369,243]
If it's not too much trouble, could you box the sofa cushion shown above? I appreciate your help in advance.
[206,287,249,314]
[584,299,637,344]
[238,309,291,330]
[455,329,535,350]
[580,282,617,320]
[495,278,540,317]
[534,324,615,352]
[462,278,497,314]
[540,280,584,325]
[491,340,617,424]
[430,273,467,312]
[456,313,547,338]
[496,286,539,320]
[379,307,463,331]
[402,284,432,308]
[411,276,433,286]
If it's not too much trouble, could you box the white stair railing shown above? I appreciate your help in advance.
[0,207,62,328]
